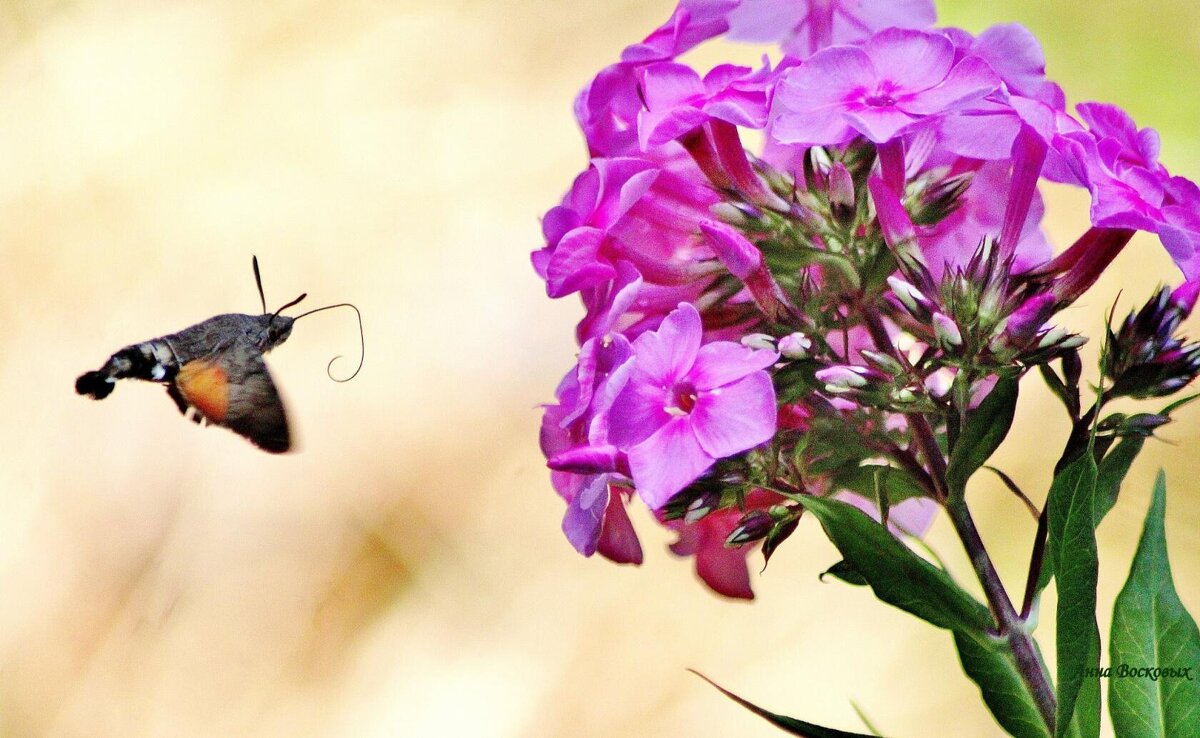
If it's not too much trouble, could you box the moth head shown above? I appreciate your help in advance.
[250,255,363,381]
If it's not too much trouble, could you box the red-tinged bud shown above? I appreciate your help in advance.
[828,162,855,226]
[1003,293,1057,348]
[548,445,628,476]
[700,219,796,321]
[1022,227,1135,307]
[932,312,963,349]
[887,276,934,320]
[869,175,918,251]
[816,365,882,393]
[1171,279,1200,315]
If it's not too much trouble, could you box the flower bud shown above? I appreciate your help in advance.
[684,490,723,523]
[726,509,775,546]
[932,312,963,349]
[778,332,813,360]
[859,349,905,377]
[828,162,856,226]
[741,333,776,351]
[887,276,934,320]
[816,365,877,393]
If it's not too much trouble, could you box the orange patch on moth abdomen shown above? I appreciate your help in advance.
[176,360,230,423]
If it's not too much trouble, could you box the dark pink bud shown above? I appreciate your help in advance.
[1004,293,1057,346]
[868,175,917,249]
[548,445,628,476]
[1171,279,1200,316]
[700,219,761,279]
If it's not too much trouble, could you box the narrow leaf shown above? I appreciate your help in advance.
[1109,472,1200,737]
[689,670,879,738]
[1046,453,1101,737]
[820,559,868,586]
[796,495,992,635]
[955,632,1052,738]
[1093,436,1144,527]
[947,376,1020,494]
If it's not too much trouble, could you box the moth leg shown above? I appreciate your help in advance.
[76,340,177,400]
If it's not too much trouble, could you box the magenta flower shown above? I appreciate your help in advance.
[541,335,644,561]
[771,28,1000,146]
[637,61,771,150]
[1055,103,1200,278]
[609,303,778,508]
[725,0,937,59]
[533,155,719,298]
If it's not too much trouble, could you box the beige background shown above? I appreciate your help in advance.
[0,1,1197,736]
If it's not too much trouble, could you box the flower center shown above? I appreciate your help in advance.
[863,92,896,108]
[665,381,699,416]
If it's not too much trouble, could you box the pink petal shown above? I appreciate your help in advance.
[901,56,999,115]
[563,475,610,556]
[608,374,671,448]
[865,29,953,93]
[695,540,754,599]
[545,228,616,297]
[628,302,702,384]
[597,490,644,564]
[689,341,777,390]
[781,46,875,108]
[690,372,777,459]
[628,418,714,509]
[639,62,705,110]
[772,107,856,146]
[845,106,918,144]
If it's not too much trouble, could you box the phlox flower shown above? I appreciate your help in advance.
[609,303,778,508]
[725,0,937,59]
[771,28,1000,146]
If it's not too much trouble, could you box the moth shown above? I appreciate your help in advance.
[75,257,362,453]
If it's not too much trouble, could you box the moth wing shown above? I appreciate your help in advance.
[173,342,291,453]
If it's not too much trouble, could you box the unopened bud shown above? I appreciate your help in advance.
[859,349,904,376]
[932,312,963,349]
[815,365,873,393]
[887,276,934,318]
[741,333,776,351]
[684,490,723,524]
[924,368,954,398]
[778,332,814,360]
[829,162,856,225]
[726,509,775,546]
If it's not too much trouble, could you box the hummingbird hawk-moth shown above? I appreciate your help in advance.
[75,257,363,453]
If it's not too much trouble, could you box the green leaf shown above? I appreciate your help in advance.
[689,670,879,738]
[1094,435,1145,527]
[946,376,1020,495]
[832,464,927,507]
[795,495,992,635]
[955,632,1052,738]
[820,559,868,586]
[1108,472,1200,737]
[1046,453,1101,737]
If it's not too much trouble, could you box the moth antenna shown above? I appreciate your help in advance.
[271,292,308,323]
[252,255,268,315]
[292,302,365,382]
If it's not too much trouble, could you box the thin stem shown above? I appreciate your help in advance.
[945,496,1058,733]
[857,299,1056,732]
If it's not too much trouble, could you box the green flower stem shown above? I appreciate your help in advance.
[859,301,1057,732]
[946,494,1058,734]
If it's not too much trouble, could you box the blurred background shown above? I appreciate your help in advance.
[0,0,1197,735]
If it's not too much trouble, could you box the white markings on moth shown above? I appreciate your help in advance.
[151,365,166,380]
